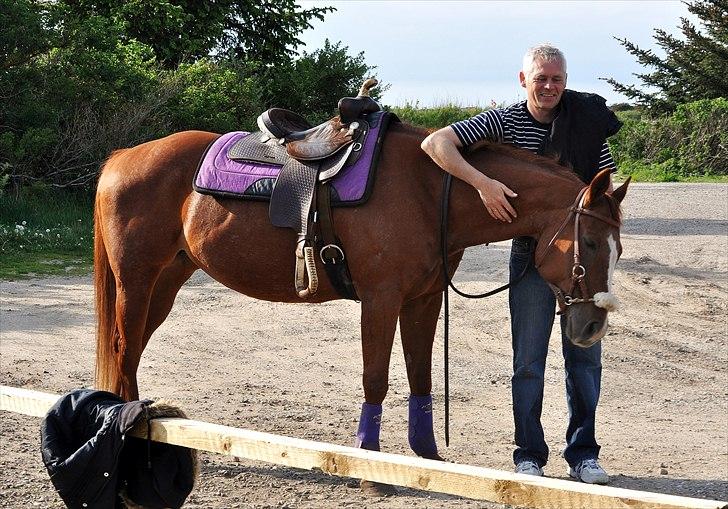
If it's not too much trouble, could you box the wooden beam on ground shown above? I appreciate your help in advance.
[2,385,726,509]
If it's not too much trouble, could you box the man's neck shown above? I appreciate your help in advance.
[526,101,558,124]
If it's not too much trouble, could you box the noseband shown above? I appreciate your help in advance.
[535,187,622,312]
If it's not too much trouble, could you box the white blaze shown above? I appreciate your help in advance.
[593,233,620,312]
[606,233,618,293]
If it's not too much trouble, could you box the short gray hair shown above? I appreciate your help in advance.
[523,44,567,75]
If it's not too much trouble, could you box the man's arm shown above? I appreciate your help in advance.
[421,126,518,222]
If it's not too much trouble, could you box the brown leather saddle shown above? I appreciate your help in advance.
[258,79,382,300]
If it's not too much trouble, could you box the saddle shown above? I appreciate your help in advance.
[258,78,382,161]
[254,79,383,300]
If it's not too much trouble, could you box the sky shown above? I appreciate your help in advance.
[297,1,693,107]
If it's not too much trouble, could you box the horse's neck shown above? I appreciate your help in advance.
[446,152,583,250]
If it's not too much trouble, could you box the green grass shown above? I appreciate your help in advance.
[0,186,94,279]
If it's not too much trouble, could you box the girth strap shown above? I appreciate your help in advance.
[317,182,359,300]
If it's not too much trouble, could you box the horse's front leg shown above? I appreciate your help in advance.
[399,291,444,460]
[356,295,401,452]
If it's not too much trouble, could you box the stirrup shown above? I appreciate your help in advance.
[295,240,318,298]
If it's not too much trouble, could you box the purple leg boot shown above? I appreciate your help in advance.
[408,394,441,459]
[355,402,382,451]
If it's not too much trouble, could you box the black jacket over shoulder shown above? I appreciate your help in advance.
[41,389,196,509]
[539,89,623,184]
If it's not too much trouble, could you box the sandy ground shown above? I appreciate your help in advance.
[1,182,727,508]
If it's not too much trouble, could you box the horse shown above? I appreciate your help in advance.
[93,122,630,461]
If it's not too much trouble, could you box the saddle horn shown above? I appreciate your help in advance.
[339,78,382,124]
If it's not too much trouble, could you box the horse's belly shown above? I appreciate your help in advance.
[183,194,341,303]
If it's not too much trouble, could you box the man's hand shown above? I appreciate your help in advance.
[476,176,518,222]
[421,127,518,222]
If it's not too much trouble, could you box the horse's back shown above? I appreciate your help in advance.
[99,130,217,192]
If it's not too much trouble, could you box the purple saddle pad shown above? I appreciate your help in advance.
[193,111,393,206]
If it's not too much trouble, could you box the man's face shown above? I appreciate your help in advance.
[519,58,567,114]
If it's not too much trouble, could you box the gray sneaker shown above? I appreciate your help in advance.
[515,460,543,476]
[569,458,609,484]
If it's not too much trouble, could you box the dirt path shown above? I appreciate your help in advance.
[1,183,727,508]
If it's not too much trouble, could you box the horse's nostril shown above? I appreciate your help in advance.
[587,321,601,337]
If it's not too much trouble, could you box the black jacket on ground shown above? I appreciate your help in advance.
[41,389,195,509]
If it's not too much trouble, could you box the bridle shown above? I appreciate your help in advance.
[534,186,622,312]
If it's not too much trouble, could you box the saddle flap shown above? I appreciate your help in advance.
[268,158,319,234]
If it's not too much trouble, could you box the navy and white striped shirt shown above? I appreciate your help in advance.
[451,101,616,172]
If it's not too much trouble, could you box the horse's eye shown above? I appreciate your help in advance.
[583,236,597,250]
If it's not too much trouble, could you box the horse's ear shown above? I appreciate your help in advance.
[583,169,612,208]
[610,176,631,205]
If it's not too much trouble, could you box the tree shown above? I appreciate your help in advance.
[605,0,728,114]
[61,0,334,68]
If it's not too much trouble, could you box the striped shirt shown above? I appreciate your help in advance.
[450,101,616,172]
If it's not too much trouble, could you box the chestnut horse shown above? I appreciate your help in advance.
[94,122,629,459]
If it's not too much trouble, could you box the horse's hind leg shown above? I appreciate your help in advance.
[142,252,197,350]
[117,254,197,400]
[399,291,444,460]
[112,267,160,401]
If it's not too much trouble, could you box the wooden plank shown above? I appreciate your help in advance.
[0,385,60,417]
[2,385,726,509]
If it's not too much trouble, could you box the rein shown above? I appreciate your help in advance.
[439,175,621,446]
[439,174,528,446]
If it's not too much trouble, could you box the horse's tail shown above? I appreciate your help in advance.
[93,185,119,395]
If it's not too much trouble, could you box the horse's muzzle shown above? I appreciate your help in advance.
[565,308,609,348]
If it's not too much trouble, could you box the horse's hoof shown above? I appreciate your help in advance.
[360,479,397,497]
[422,452,445,461]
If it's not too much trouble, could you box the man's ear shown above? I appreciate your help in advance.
[519,70,526,88]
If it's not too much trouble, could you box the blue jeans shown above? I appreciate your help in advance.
[509,237,602,468]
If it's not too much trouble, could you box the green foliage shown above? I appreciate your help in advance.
[263,40,385,123]
[0,0,381,190]
[392,102,486,129]
[62,0,333,68]
[165,60,263,132]
[606,0,728,114]
[1,1,166,187]
[610,98,728,180]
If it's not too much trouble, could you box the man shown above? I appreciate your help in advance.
[421,44,621,484]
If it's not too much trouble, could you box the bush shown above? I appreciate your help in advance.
[391,102,487,129]
[610,98,728,179]
[263,39,384,124]
[165,60,263,133]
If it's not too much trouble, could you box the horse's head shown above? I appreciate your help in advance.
[535,169,631,347]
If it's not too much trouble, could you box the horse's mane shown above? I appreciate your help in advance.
[393,122,622,222]
[392,122,577,182]
[466,140,578,183]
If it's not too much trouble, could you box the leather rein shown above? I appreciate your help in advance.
[439,175,621,446]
